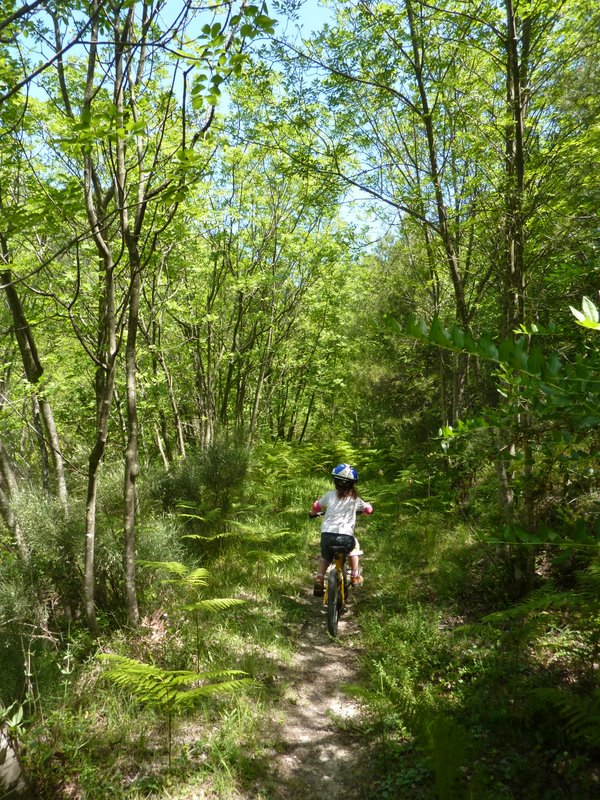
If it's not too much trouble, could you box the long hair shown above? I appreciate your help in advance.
[334,478,358,499]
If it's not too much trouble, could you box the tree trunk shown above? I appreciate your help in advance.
[219,292,244,428]
[116,7,141,629]
[84,259,118,635]
[0,372,29,560]
[298,390,315,443]
[39,397,68,513]
[500,0,535,597]
[31,395,50,493]
[123,265,141,628]
[1,265,68,513]
[249,326,273,439]
[405,0,470,331]
[0,484,26,560]
[0,726,28,799]
[163,358,186,458]
[502,0,529,338]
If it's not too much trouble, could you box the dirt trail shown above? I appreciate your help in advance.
[270,588,369,800]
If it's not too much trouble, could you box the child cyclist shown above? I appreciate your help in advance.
[309,463,373,596]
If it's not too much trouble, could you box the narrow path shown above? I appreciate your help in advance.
[269,588,369,799]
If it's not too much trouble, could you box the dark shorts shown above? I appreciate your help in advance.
[320,532,355,561]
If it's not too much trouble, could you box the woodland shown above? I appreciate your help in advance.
[0,0,599,798]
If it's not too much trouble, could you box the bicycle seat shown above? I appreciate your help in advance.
[329,546,347,555]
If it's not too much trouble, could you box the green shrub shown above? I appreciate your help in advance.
[197,437,249,513]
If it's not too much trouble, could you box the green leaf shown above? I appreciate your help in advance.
[527,345,544,376]
[576,416,600,429]
[478,332,499,361]
[429,317,451,347]
[183,598,246,613]
[582,296,599,322]
[137,560,188,577]
[450,325,465,349]
[255,14,277,32]
[570,297,600,330]
[544,353,562,377]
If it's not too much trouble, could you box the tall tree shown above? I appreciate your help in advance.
[5,0,277,630]
[0,15,69,523]
[274,0,599,424]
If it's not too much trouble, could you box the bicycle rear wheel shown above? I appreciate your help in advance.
[327,569,339,636]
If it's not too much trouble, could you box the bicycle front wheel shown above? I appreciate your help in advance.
[327,569,339,636]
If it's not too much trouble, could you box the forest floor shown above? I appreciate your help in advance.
[266,586,371,800]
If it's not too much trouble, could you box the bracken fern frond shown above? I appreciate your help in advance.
[531,688,600,747]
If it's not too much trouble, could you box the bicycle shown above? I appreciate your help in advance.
[309,511,357,637]
[323,545,351,637]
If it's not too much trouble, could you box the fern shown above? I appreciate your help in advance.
[482,584,572,624]
[138,561,247,669]
[347,668,470,800]
[479,567,600,681]
[182,531,238,542]
[182,598,246,614]
[137,560,190,578]
[532,688,600,747]
[246,551,295,564]
[99,654,250,767]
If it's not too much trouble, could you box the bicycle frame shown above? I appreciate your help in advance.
[309,509,359,637]
[323,546,350,637]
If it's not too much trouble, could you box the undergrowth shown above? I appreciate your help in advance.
[2,442,598,798]
[354,495,600,800]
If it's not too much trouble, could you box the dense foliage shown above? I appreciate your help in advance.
[1,0,598,797]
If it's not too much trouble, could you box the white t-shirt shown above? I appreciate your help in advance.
[316,490,372,536]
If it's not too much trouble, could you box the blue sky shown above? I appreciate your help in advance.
[273,0,333,38]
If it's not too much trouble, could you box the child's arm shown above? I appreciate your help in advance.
[309,500,323,518]
[358,499,373,515]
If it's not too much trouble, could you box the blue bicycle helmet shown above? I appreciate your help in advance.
[331,463,358,484]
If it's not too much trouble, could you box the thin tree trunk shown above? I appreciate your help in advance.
[39,397,68,512]
[31,395,50,493]
[157,350,186,458]
[0,442,29,562]
[219,292,244,428]
[123,265,141,628]
[405,0,469,331]
[1,265,68,513]
[501,0,534,597]
[117,6,141,628]
[298,390,315,443]
[502,0,529,339]
[249,326,273,440]
[82,0,117,630]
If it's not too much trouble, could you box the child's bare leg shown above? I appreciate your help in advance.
[349,554,363,585]
[313,558,329,596]
[317,558,330,579]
